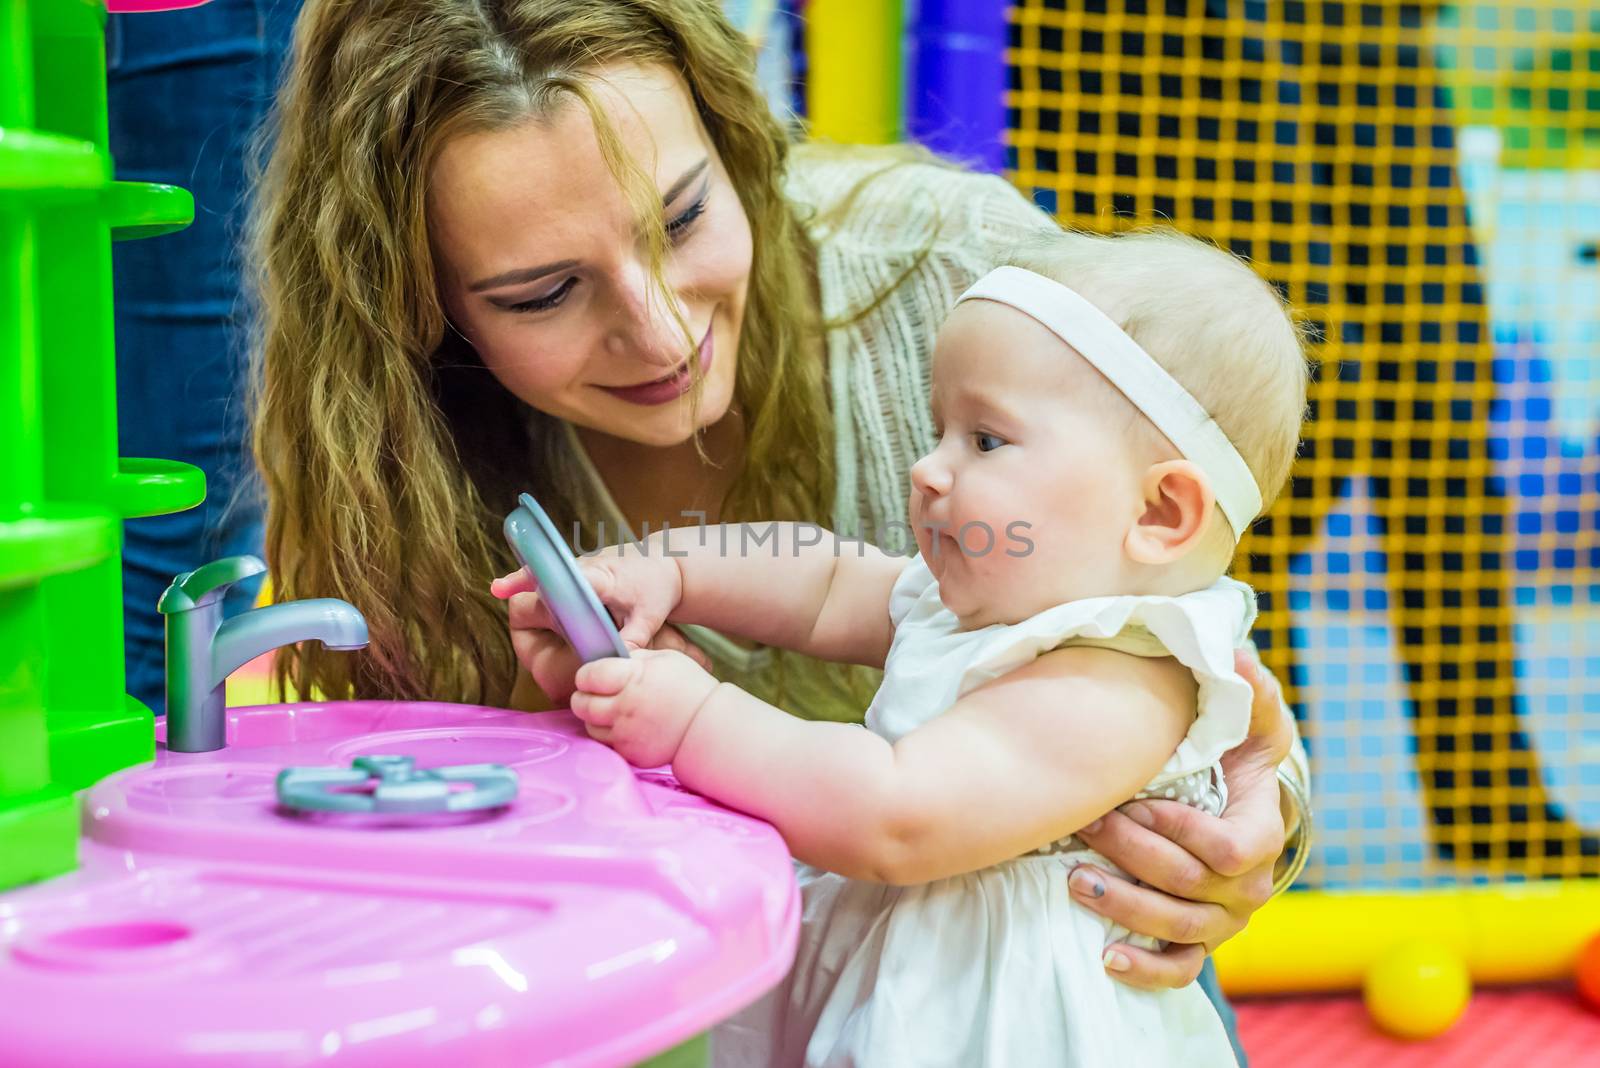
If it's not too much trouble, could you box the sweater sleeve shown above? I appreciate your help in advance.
[786,147,1059,542]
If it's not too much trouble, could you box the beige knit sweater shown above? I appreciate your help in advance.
[796,147,1065,542]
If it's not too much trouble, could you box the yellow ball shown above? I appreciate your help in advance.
[1363,941,1472,1040]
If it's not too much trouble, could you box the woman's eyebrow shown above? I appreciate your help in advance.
[470,259,579,293]
[467,159,710,294]
[662,158,709,204]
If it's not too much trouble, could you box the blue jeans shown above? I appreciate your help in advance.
[1199,957,1247,1066]
[106,0,301,714]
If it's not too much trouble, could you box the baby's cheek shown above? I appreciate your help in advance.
[973,561,1029,620]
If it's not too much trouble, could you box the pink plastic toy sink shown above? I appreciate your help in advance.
[0,702,798,1068]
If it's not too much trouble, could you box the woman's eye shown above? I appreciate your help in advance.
[666,195,707,240]
[975,432,1007,453]
[507,276,577,314]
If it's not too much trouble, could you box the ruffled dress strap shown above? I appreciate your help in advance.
[953,576,1260,788]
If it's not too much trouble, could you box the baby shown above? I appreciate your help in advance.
[497,227,1307,1067]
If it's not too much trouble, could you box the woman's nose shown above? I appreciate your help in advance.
[910,450,952,497]
[608,262,692,369]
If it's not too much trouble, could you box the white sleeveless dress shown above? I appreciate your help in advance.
[712,555,1256,1068]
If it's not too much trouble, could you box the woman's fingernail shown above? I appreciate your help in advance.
[1125,803,1155,828]
[1102,949,1130,972]
[1081,818,1103,835]
[1069,868,1105,898]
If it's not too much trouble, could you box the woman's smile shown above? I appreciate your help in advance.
[598,324,714,407]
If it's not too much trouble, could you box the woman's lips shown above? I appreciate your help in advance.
[599,327,714,407]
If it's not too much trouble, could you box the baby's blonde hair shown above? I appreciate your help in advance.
[1006,228,1309,519]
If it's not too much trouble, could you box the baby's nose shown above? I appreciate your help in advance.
[910,454,952,496]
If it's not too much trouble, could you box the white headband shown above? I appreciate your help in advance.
[956,265,1262,538]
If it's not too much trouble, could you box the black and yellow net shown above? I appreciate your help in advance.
[1007,0,1599,885]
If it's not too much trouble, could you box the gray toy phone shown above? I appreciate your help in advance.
[503,492,630,662]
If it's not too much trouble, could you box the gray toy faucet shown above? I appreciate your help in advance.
[159,555,369,753]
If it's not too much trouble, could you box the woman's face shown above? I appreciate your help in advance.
[429,63,751,448]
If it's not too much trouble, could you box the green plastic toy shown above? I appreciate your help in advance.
[0,0,205,890]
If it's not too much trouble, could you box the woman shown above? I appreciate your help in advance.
[249,0,1306,1048]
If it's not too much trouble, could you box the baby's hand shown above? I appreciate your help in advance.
[492,546,681,655]
[492,545,684,652]
[491,546,708,705]
[569,649,719,769]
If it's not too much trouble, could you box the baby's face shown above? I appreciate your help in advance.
[908,300,1153,628]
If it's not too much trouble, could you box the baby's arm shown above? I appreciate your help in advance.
[672,646,1197,884]
[647,523,906,668]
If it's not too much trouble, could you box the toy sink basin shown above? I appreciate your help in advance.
[0,702,799,1068]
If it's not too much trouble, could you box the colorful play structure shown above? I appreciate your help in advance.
[2,0,1598,1064]
[0,0,205,891]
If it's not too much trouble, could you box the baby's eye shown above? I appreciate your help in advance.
[975,432,1007,453]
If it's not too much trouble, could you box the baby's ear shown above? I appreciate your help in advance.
[1124,460,1216,565]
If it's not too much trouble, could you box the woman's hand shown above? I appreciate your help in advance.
[1068,649,1293,990]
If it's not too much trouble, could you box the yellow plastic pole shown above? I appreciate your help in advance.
[1214,883,1600,995]
[804,0,902,144]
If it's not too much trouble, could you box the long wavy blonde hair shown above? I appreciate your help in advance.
[250,0,831,705]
